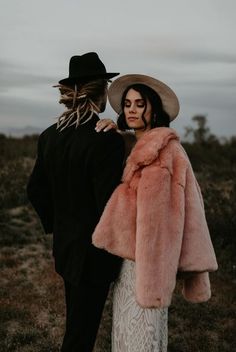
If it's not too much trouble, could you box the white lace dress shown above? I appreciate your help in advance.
[112,259,168,352]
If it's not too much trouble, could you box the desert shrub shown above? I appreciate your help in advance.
[0,159,33,209]
[0,135,38,164]
[0,135,37,209]
[182,138,236,275]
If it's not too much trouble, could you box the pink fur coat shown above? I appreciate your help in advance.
[92,127,218,308]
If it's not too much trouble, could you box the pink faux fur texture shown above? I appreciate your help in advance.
[92,127,218,308]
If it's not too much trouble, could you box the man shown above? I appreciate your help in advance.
[27,52,124,351]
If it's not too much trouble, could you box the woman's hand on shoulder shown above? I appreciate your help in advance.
[95,118,118,132]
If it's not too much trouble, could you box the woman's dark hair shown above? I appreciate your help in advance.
[117,84,170,131]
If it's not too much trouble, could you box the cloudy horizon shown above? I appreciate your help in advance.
[1,0,235,139]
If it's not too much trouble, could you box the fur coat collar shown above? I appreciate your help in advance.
[122,127,179,182]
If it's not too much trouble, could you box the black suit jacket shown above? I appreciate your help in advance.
[27,114,125,285]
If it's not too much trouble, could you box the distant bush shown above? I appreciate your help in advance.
[0,135,38,164]
[0,158,33,209]
[182,116,236,276]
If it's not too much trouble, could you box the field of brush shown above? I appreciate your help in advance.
[0,132,235,351]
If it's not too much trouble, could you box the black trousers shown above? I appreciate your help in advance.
[61,279,110,352]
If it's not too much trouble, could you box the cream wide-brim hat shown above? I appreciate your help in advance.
[108,74,180,121]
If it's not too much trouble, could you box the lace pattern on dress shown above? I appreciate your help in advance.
[112,259,168,352]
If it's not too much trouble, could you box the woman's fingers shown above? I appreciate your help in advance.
[95,119,117,132]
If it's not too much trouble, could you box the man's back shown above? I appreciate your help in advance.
[27,113,125,284]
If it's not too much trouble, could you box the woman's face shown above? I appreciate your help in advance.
[124,88,152,130]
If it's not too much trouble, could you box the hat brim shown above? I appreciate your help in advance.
[59,72,119,86]
[108,74,180,121]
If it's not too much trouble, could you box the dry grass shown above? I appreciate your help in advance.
[0,207,63,351]
[0,205,114,351]
[1,205,235,351]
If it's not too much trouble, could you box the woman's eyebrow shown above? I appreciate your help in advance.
[124,98,145,102]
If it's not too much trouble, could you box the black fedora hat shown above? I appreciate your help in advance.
[59,52,119,86]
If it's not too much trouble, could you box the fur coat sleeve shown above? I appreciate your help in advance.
[92,127,218,308]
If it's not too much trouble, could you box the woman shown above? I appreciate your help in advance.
[93,74,218,351]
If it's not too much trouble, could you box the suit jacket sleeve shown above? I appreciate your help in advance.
[90,131,125,218]
[27,134,53,234]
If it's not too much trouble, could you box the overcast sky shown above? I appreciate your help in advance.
[1,0,235,138]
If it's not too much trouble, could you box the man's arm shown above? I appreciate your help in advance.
[27,135,53,234]
[90,131,125,218]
